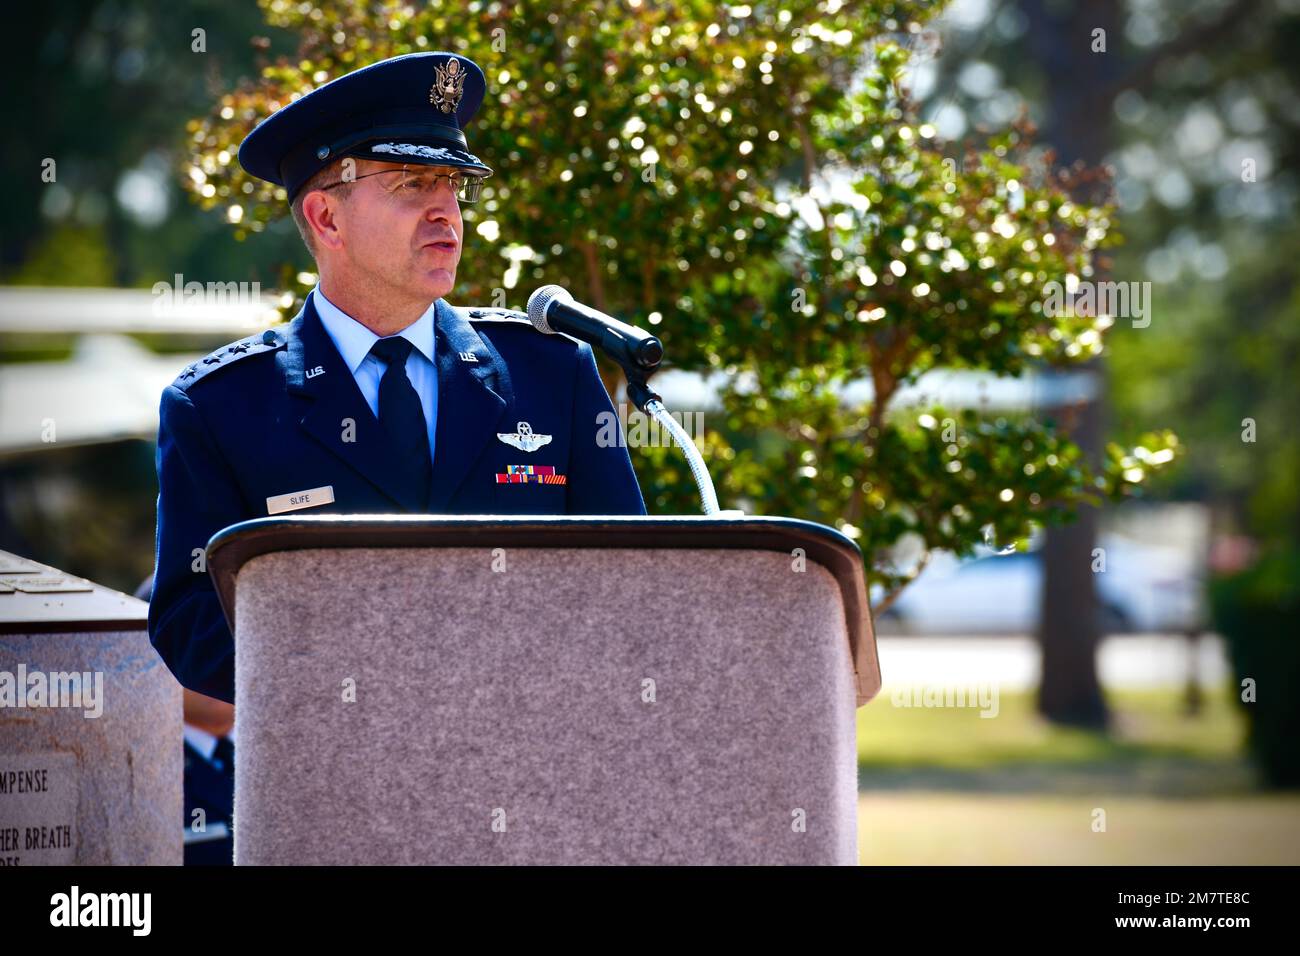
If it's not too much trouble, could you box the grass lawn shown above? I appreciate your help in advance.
[855,685,1300,864]
[857,793,1300,864]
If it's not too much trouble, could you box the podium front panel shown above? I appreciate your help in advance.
[232,544,858,865]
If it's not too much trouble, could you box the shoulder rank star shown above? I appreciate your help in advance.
[497,421,552,453]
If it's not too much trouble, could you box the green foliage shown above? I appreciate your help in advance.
[1110,230,1300,544]
[7,225,117,288]
[1210,545,1300,789]
[184,0,1178,605]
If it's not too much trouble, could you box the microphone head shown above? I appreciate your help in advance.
[527,284,573,334]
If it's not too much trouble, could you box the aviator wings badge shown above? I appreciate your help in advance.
[497,421,553,453]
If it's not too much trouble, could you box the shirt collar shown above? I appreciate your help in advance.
[312,284,437,372]
[183,723,218,762]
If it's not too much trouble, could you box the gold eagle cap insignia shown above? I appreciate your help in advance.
[430,57,466,114]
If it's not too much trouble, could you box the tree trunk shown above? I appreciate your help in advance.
[1036,382,1108,727]
[1020,0,1122,728]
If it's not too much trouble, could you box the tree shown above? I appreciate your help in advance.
[3,0,296,287]
[919,0,1300,723]
[185,0,1176,621]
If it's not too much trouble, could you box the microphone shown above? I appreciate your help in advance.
[527,285,664,371]
[527,285,723,514]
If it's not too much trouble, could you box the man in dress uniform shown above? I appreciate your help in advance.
[149,52,646,703]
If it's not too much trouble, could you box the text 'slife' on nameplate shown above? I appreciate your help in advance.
[0,751,78,865]
[266,485,335,515]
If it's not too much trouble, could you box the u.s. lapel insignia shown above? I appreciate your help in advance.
[497,421,552,453]
[430,58,466,114]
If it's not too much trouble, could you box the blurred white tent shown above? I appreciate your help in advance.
[0,334,200,454]
[1,285,1099,456]
[0,286,277,456]
[0,285,278,335]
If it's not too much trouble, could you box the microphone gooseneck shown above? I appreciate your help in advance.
[526,284,721,516]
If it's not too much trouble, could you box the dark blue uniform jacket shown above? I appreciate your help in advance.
[149,295,645,702]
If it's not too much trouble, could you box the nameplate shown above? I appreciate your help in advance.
[266,485,335,515]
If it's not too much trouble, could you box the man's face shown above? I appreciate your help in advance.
[332,159,465,301]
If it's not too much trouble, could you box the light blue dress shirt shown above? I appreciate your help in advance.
[312,285,439,467]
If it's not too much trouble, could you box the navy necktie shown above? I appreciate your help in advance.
[212,736,234,773]
[369,336,433,507]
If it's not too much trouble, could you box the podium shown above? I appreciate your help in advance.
[207,515,880,865]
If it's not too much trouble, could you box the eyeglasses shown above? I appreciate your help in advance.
[318,166,484,203]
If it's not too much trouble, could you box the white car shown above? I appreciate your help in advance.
[878,536,1203,635]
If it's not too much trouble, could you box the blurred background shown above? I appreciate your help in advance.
[1,0,1297,864]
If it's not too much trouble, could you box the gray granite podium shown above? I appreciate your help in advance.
[0,551,181,865]
[209,515,880,865]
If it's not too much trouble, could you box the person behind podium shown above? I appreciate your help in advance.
[137,573,236,864]
[148,52,646,704]
[179,689,236,866]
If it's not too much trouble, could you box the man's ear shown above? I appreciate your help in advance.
[302,190,345,253]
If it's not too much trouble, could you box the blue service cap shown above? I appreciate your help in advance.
[238,51,494,201]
